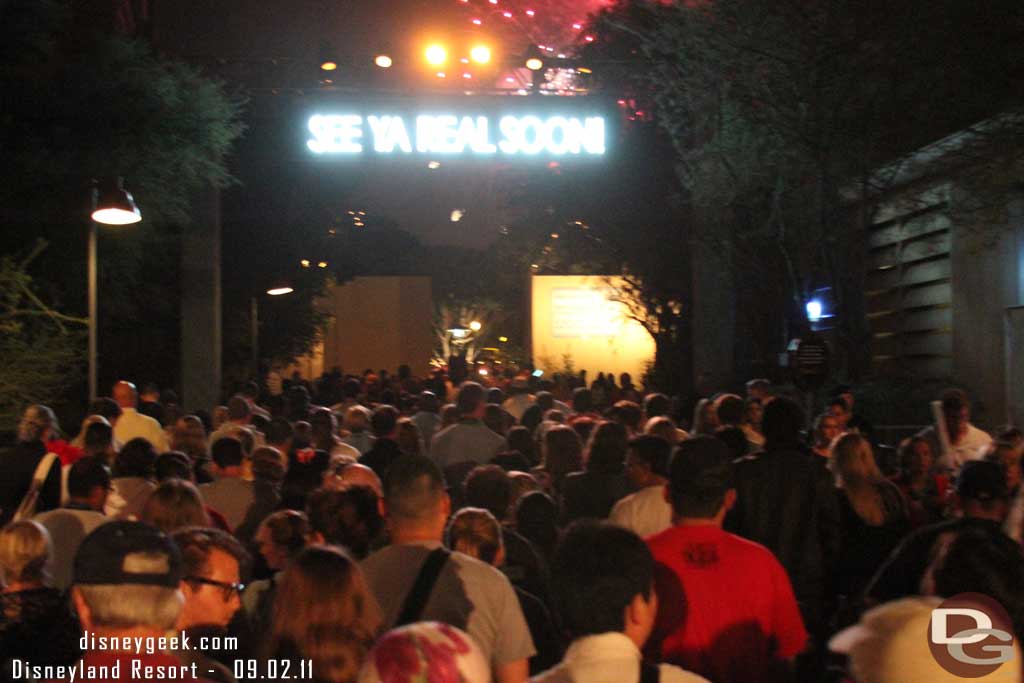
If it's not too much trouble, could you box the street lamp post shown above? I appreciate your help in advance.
[89,178,142,401]
[251,282,295,381]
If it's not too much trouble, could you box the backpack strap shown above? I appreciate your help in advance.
[639,661,660,683]
[395,548,451,627]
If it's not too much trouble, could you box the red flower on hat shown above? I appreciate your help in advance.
[373,632,422,683]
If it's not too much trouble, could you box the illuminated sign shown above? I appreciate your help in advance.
[307,113,606,157]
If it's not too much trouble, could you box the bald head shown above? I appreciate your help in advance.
[340,463,383,497]
[113,381,138,409]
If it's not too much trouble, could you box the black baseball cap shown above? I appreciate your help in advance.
[74,521,182,587]
[956,460,1008,502]
[669,435,735,499]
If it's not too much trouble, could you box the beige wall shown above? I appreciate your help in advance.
[314,276,435,377]
[531,275,655,382]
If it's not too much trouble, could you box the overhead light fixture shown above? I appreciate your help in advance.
[92,177,142,225]
[267,281,294,296]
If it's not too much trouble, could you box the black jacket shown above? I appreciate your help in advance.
[0,441,61,527]
[724,447,841,628]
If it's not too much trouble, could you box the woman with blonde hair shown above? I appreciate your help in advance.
[0,521,80,667]
[264,545,381,683]
[832,433,910,601]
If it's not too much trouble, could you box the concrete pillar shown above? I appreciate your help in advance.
[180,186,222,412]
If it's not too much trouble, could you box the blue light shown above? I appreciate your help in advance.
[806,299,823,322]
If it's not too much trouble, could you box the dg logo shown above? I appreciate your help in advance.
[929,593,1016,677]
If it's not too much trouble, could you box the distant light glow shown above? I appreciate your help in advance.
[425,44,447,65]
[450,209,465,222]
[577,67,592,74]
[374,54,393,68]
[470,45,491,64]
[584,35,595,42]
[462,72,472,79]
[469,321,482,331]
[572,23,582,29]
[436,71,446,78]
[525,9,535,16]
[471,17,482,25]
[320,61,338,71]
[478,368,489,376]
[427,160,441,169]
[317,261,328,268]
[503,11,512,17]
[806,299,823,322]
[525,57,543,71]
[300,259,311,267]
[267,286,294,296]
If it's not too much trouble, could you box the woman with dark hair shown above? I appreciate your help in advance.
[560,421,632,523]
[244,510,310,642]
[515,491,559,564]
[531,426,583,501]
[105,437,158,520]
[892,436,949,527]
[505,426,536,466]
[263,545,381,682]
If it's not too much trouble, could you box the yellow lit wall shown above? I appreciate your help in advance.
[314,276,435,377]
[531,275,655,382]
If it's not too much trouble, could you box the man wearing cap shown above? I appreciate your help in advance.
[646,436,807,683]
[68,521,213,680]
[864,459,1013,606]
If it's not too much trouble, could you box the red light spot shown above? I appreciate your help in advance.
[584,35,595,42]
[547,161,560,168]
[617,99,626,105]
[503,11,512,17]
[525,9,535,16]
[572,23,582,29]
[471,18,482,24]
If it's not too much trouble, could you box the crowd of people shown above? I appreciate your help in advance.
[1,368,1023,683]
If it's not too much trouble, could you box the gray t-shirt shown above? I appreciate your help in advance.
[34,507,109,589]
[361,541,536,667]
[199,477,255,530]
[430,421,506,470]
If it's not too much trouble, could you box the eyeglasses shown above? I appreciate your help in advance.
[185,575,245,601]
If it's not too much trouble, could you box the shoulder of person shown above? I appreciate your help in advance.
[659,663,714,683]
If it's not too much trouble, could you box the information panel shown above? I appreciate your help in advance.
[532,275,655,381]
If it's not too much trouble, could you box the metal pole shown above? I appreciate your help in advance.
[88,188,98,402]
[251,296,259,382]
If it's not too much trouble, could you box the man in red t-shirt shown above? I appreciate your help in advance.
[646,436,807,683]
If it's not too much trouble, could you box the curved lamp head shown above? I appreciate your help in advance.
[267,282,295,296]
[92,178,141,225]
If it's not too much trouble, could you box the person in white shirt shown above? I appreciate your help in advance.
[531,521,708,683]
[502,379,536,423]
[112,380,169,451]
[610,435,674,539]
[917,388,993,475]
